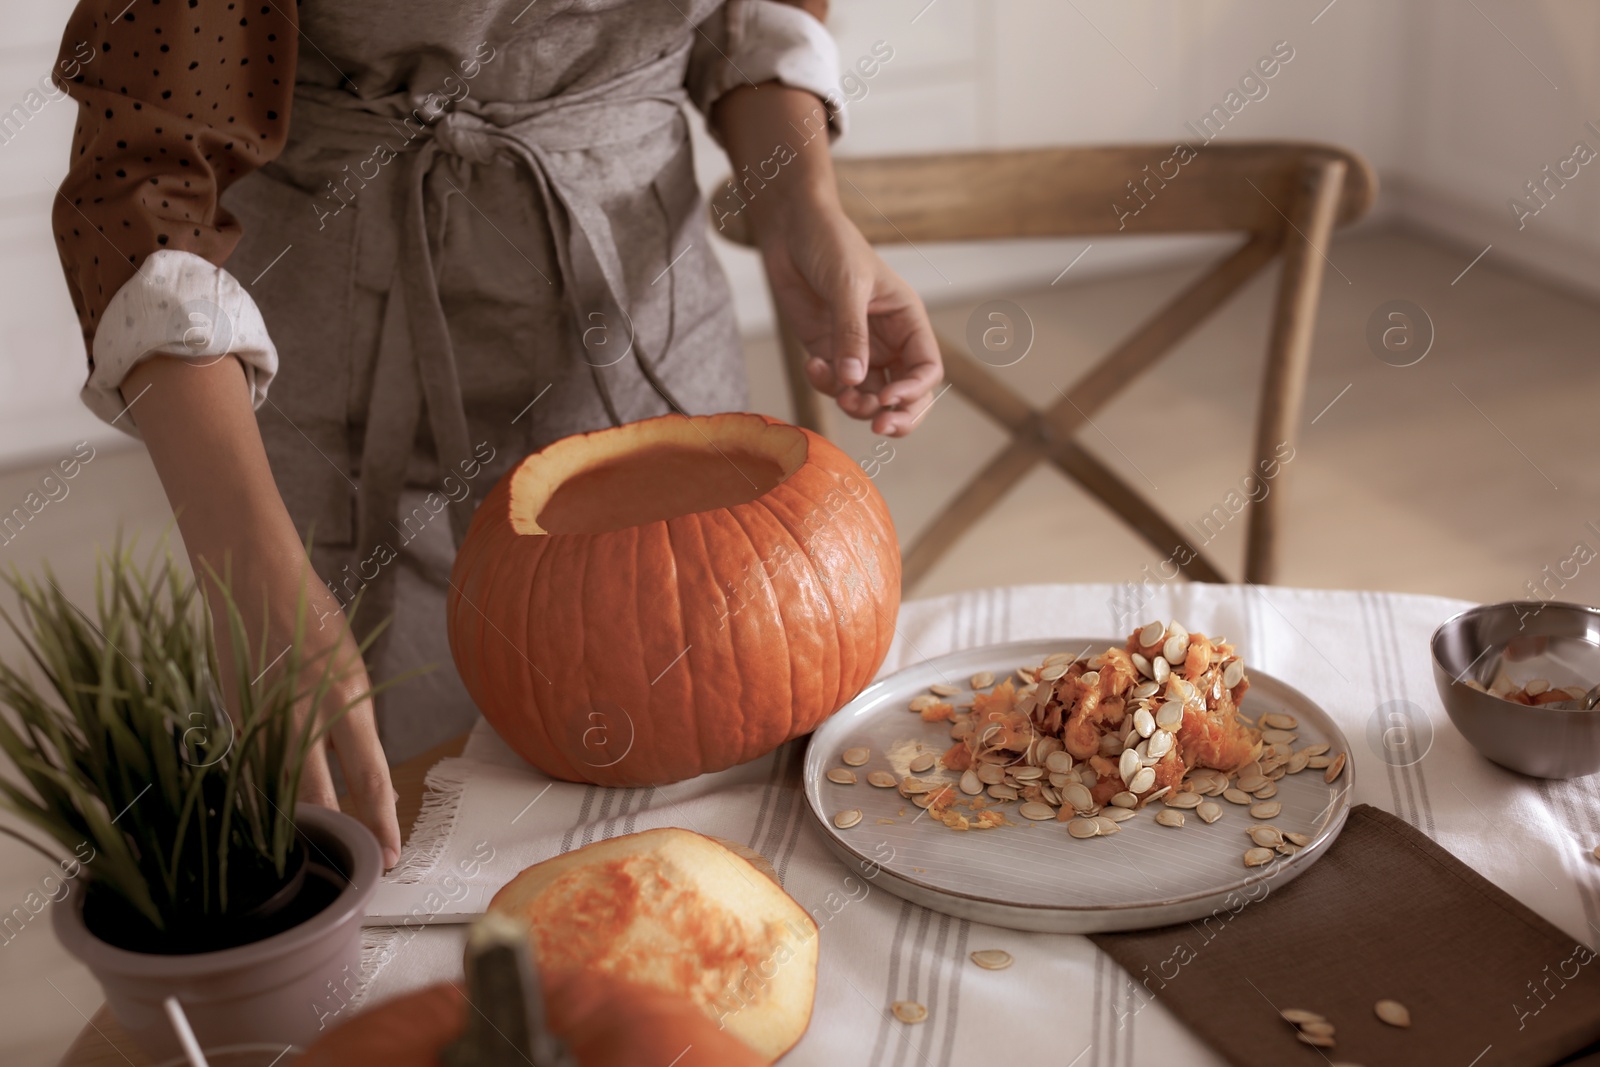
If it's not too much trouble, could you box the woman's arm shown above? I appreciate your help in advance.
[123,355,401,868]
[713,81,943,436]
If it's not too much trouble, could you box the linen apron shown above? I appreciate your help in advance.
[220,0,750,759]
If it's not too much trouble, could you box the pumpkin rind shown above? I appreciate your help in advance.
[448,412,900,786]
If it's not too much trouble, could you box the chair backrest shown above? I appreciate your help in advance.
[712,141,1377,590]
[713,141,1374,246]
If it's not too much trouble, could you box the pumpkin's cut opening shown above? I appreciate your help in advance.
[512,413,809,536]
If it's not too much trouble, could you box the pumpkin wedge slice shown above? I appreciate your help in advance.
[487,827,817,1062]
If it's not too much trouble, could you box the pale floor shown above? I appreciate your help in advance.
[3,228,1596,1064]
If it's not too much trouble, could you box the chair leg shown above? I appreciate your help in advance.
[765,277,827,434]
[1245,159,1347,585]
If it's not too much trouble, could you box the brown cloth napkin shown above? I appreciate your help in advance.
[1091,805,1600,1067]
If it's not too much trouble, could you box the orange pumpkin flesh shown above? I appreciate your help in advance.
[299,970,767,1067]
[449,412,900,786]
[487,828,818,1062]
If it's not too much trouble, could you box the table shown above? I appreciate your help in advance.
[55,734,470,1067]
[55,583,1600,1067]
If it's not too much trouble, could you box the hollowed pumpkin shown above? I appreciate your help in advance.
[448,412,900,786]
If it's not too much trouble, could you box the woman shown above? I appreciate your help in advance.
[52,0,942,867]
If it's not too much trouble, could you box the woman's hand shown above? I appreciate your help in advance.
[123,355,402,868]
[759,200,943,436]
[713,83,943,436]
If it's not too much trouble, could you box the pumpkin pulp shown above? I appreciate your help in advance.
[538,444,790,534]
[510,414,809,536]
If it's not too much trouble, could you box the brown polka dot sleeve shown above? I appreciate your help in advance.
[52,0,297,349]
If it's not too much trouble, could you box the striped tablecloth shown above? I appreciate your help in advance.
[357,583,1600,1066]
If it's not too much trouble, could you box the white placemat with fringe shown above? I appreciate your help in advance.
[353,582,1600,1067]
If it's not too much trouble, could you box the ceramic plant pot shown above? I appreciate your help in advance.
[53,805,380,1061]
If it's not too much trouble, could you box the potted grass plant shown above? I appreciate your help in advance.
[0,539,391,1060]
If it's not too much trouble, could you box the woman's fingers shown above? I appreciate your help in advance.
[828,278,872,388]
[298,739,340,809]
[329,688,402,869]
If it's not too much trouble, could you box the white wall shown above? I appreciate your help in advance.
[3,1,1595,469]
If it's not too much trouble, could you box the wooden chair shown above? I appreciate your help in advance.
[712,143,1376,589]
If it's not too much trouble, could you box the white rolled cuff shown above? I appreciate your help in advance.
[83,250,278,434]
[709,0,848,140]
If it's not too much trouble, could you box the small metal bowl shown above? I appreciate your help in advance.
[1431,600,1600,779]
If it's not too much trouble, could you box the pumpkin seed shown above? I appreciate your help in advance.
[834,809,863,829]
[1164,791,1203,809]
[1131,653,1152,679]
[1198,801,1223,824]
[1222,658,1245,688]
[1012,766,1043,781]
[1129,767,1157,794]
[1146,730,1174,760]
[1067,817,1100,839]
[987,784,1019,801]
[1300,742,1330,756]
[842,746,871,766]
[1152,656,1171,684]
[1130,681,1160,702]
[970,949,1013,971]
[1374,999,1410,1027]
[1119,748,1140,784]
[1039,662,1070,682]
[909,753,937,774]
[1324,752,1347,783]
[1307,755,1331,769]
[1280,1008,1325,1025]
[1284,831,1311,847]
[1155,809,1185,828]
[1296,1031,1335,1048]
[1045,751,1074,773]
[859,770,891,789]
[1061,782,1095,812]
[826,768,858,785]
[1156,700,1184,731]
[1092,816,1122,836]
[1223,788,1252,805]
[1243,847,1275,867]
[1286,752,1310,775]
[1102,807,1136,822]
[1019,802,1055,821]
[900,777,931,795]
[970,670,995,689]
[1250,800,1282,819]
[1249,826,1283,847]
[912,792,938,808]
[959,769,982,795]
[1261,712,1299,730]
[1043,651,1075,667]
[976,763,1006,785]
[1040,785,1061,805]
[892,1000,928,1024]
[1261,728,1298,745]
[1080,670,1101,690]
[909,694,940,712]
[1133,708,1156,738]
[929,683,961,697]
[1163,633,1190,665]
[1138,621,1166,647]
[1097,791,1129,809]
[1236,773,1269,793]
